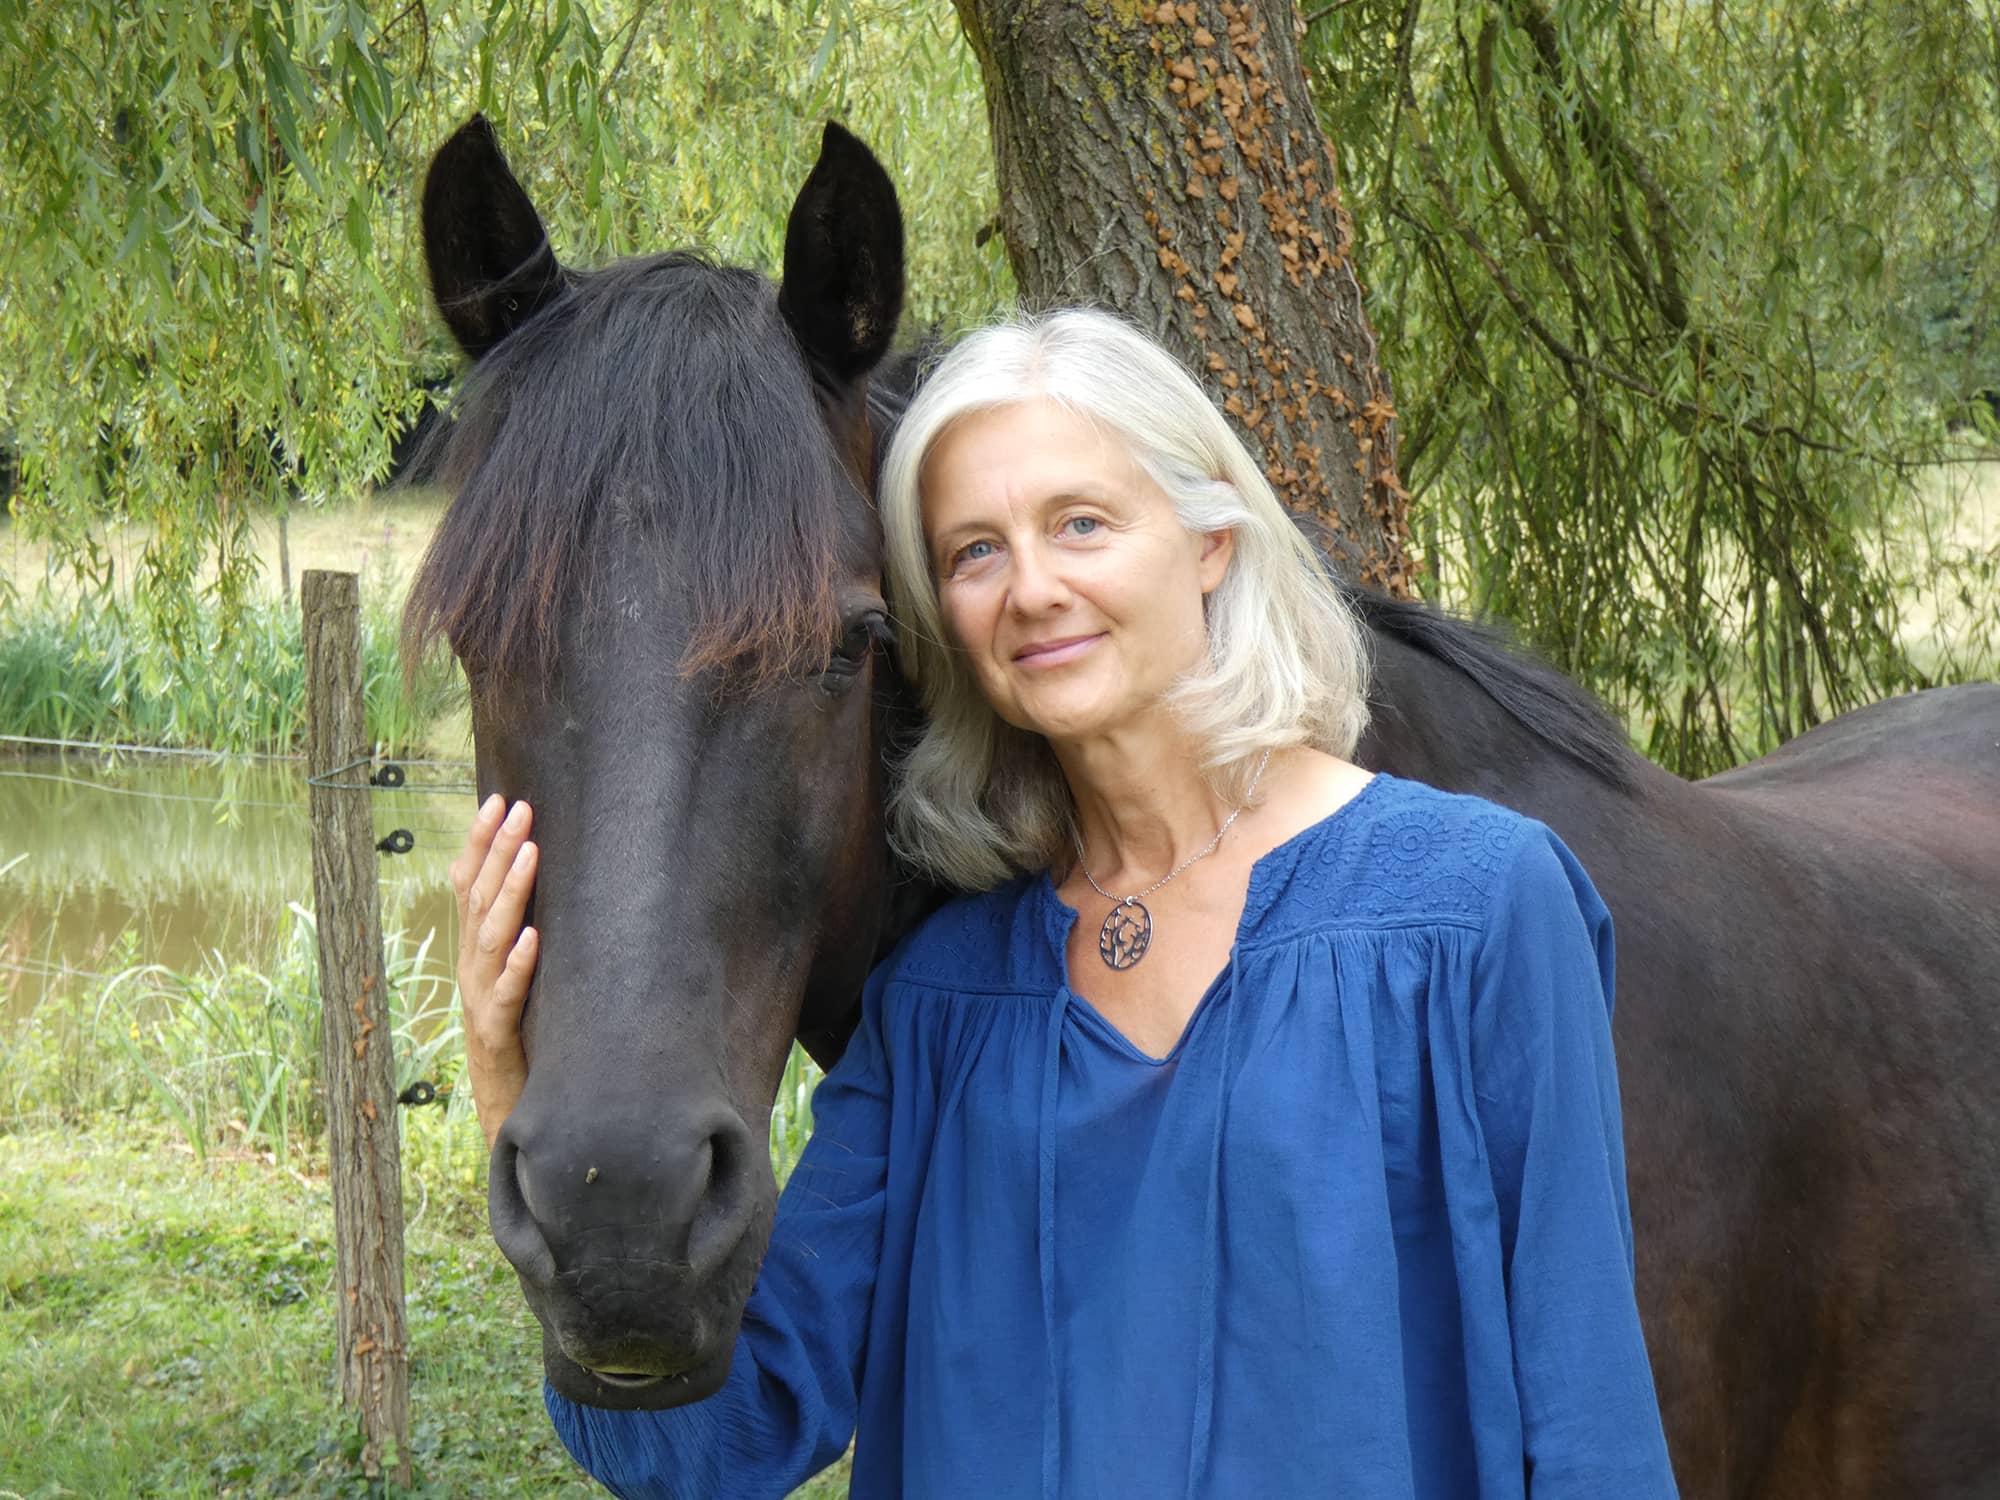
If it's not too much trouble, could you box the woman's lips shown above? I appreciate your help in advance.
[1012,632,1105,667]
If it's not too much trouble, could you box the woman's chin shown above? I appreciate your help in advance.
[1005,694,1136,745]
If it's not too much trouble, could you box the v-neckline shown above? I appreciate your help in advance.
[1041,773,1388,1063]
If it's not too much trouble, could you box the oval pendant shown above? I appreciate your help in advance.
[1098,899,1153,970]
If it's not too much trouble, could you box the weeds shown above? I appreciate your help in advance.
[2,900,825,1187]
[0,584,457,756]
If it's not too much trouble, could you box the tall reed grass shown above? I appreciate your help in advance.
[0,584,457,756]
[2,906,463,1167]
[2,903,827,1191]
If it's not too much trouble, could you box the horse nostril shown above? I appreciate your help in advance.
[488,1132,556,1284]
[686,1114,757,1277]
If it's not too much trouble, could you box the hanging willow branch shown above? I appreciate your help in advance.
[1308,0,2000,775]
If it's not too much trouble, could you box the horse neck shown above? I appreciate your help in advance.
[1358,623,1654,828]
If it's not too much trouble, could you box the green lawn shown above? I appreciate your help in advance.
[0,1127,850,1498]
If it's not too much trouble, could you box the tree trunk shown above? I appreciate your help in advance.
[953,0,1412,591]
[301,570,411,1485]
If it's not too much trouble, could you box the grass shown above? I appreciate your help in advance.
[1,908,465,1173]
[0,584,460,758]
[0,915,844,1498]
[0,1124,584,1499]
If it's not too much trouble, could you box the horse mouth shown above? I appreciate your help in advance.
[583,1368,668,1391]
[545,1327,737,1410]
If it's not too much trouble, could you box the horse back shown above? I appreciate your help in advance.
[1631,683,2000,1496]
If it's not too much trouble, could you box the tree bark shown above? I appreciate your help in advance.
[301,570,411,1485]
[953,0,1412,591]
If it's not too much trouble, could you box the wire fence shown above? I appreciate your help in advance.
[2,736,473,1039]
[2,733,478,850]
[2,736,476,1003]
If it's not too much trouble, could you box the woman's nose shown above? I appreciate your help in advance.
[1007,543,1071,614]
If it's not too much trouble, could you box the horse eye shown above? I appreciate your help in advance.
[821,613,886,690]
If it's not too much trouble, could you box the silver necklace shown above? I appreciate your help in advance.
[1073,748,1273,971]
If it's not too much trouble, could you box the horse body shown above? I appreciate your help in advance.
[1364,607,2000,1496]
[413,118,2000,1494]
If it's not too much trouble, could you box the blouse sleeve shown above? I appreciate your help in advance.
[544,961,898,1500]
[1472,827,1680,1498]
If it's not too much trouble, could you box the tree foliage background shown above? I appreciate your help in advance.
[1308,0,2000,770]
[0,0,1008,639]
[1,0,1994,775]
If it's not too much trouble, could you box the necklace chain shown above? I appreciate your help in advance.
[1074,747,1274,907]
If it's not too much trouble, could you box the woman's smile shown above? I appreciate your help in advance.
[1011,631,1106,667]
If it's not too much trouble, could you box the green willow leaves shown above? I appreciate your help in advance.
[4,1,1993,773]
[0,0,1007,647]
[1309,0,2000,772]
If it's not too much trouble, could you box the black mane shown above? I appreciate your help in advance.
[1345,581,1639,789]
[405,252,850,688]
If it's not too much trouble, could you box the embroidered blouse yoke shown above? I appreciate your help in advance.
[548,775,1680,1498]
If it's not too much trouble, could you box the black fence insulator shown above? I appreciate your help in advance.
[376,828,416,855]
[370,762,407,788]
[396,1080,439,1107]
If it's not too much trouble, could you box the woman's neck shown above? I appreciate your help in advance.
[1054,718,1238,886]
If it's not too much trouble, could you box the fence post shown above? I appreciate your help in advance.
[301,569,412,1485]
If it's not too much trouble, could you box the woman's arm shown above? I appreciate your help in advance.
[1473,828,1680,1499]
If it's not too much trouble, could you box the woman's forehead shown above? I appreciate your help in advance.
[920,400,1145,516]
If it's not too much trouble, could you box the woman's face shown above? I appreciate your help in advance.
[919,398,1232,745]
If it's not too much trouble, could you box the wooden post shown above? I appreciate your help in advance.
[301,569,411,1485]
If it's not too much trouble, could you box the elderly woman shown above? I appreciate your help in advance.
[455,310,1679,1497]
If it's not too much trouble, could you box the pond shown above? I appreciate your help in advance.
[0,750,464,1022]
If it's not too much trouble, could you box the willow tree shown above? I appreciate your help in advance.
[6,0,1993,771]
[952,0,1998,775]
[0,1,1007,643]
[955,0,1415,592]
[1306,0,2000,772]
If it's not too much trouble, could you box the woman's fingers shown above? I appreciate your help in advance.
[467,800,533,923]
[493,925,539,1014]
[452,797,540,1148]
[477,838,538,962]
[460,800,534,974]
[451,794,505,914]
[467,922,538,1064]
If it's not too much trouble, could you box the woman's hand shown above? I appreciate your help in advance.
[451,794,540,1149]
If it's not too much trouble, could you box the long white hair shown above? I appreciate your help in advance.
[878,308,1371,891]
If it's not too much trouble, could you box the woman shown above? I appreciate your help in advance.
[453,310,1679,1497]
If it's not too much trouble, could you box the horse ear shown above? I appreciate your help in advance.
[421,114,566,360]
[779,122,905,385]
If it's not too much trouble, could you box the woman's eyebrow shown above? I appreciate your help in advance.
[927,519,987,566]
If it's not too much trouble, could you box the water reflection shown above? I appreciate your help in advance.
[0,753,463,1018]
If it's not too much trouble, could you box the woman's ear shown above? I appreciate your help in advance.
[1198,527,1236,594]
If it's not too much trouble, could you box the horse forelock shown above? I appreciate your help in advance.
[404,252,854,694]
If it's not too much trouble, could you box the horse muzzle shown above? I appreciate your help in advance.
[489,1097,774,1410]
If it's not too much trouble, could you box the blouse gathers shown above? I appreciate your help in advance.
[548,773,1679,1498]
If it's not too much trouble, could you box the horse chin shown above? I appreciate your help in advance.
[540,1322,737,1410]
[521,1200,774,1412]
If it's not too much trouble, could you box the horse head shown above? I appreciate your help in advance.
[408,115,922,1409]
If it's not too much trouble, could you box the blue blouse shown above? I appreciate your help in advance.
[548,774,1678,1498]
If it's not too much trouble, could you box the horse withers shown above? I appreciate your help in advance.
[408,116,920,1408]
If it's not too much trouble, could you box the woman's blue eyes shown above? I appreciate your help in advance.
[948,517,1101,573]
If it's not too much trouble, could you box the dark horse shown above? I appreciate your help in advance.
[410,118,2000,1497]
